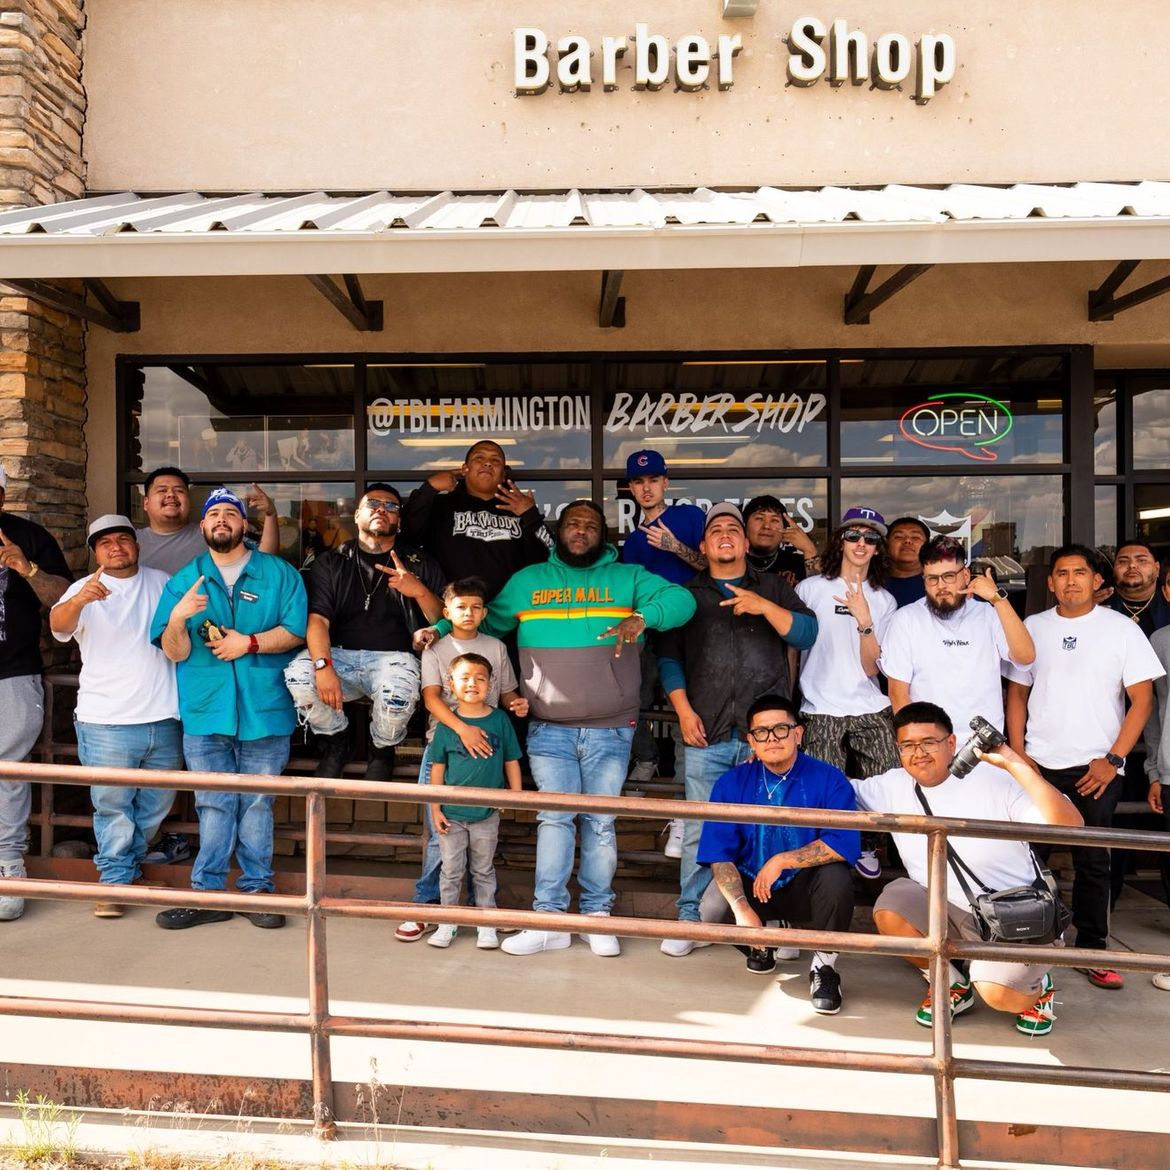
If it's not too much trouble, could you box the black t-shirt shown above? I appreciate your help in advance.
[0,512,73,680]
[746,545,806,586]
[306,540,444,653]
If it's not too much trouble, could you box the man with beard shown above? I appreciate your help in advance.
[401,440,551,600]
[743,495,820,588]
[473,500,696,957]
[136,467,279,577]
[284,483,444,780]
[0,465,72,921]
[50,516,181,917]
[880,535,1034,738]
[150,487,307,930]
[884,516,931,608]
[656,503,817,955]
[1006,544,1163,990]
[1104,540,1170,636]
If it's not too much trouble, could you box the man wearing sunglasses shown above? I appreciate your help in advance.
[854,701,1082,1036]
[697,694,860,1015]
[880,535,1034,740]
[284,483,445,780]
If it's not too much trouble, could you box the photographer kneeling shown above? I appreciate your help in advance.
[853,702,1082,1037]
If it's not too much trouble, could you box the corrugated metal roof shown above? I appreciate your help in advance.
[3,182,1170,237]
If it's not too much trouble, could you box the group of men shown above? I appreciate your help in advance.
[2,444,1169,1025]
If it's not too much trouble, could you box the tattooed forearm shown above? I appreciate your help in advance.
[711,861,747,905]
[781,840,843,869]
[658,530,707,569]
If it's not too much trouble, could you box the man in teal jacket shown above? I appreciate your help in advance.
[150,487,307,930]
[484,499,697,959]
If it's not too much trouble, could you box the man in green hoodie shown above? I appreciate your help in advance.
[481,500,697,958]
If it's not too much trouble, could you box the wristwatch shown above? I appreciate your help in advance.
[1104,751,1125,769]
[857,624,874,636]
[992,588,1008,604]
[247,634,260,654]
[313,656,332,671]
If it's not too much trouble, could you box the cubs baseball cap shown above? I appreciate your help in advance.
[704,502,745,532]
[87,514,136,549]
[625,449,667,479]
[841,506,887,536]
[201,486,247,519]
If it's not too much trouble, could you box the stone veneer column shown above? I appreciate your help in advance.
[0,1,87,586]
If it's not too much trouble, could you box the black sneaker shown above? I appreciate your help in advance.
[314,729,353,779]
[809,965,843,1015]
[744,946,777,975]
[239,911,286,929]
[364,742,396,782]
[155,907,234,930]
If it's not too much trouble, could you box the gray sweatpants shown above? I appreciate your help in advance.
[437,811,500,909]
[0,674,44,862]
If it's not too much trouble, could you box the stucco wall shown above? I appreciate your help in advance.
[83,0,1170,192]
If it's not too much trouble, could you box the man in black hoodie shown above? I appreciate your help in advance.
[401,440,552,600]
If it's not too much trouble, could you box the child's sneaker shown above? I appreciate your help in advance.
[476,927,499,949]
[427,924,458,948]
[915,978,974,1027]
[1016,973,1055,1037]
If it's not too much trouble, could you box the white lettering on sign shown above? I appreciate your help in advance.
[603,392,826,436]
[617,496,816,536]
[368,396,591,437]
[514,18,954,104]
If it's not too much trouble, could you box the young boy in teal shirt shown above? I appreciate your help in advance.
[428,652,522,950]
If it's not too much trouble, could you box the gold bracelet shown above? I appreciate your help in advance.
[23,562,39,580]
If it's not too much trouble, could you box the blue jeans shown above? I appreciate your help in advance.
[183,733,290,893]
[677,731,753,921]
[75,719,182,886]
[284,648,420,748]
[527,721,634,914]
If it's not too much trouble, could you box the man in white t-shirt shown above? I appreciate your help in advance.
[1005,543,1164,991]
[795,506,898,878]
[880,535,1034,739]
[49,515,182,918]
[854,700,1082,1037]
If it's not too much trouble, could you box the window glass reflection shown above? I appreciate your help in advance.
[1131,384,1170,470]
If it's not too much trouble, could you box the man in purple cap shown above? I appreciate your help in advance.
[150,487,307,931]
[656,502,817,957]
[50,515,181,917]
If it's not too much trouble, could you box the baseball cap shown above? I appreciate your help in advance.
[87,514,136,549]
[841,506,887,536]
[201,487,247,519]
[704,502,745,532]
[625,449,667,479]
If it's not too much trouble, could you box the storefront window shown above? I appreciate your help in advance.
[1093,379,1118,476]
[1131,382,1170,470]
[602,360,828,471]
[1134,484,1170,547]
[1094,485,1118,554]
[366,362,591,473]
[842,474,1063,587]
[841,355,1066,466]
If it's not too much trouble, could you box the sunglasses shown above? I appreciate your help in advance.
[748,722,799,743]
[363,498,401,514]
[842,529,882,547]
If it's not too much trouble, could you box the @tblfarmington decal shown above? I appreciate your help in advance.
[898,392,1013,463]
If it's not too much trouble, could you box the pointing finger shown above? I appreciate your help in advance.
[189,574,206,592]
[390,550,406,571]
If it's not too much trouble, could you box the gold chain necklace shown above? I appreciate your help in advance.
[1121,594,1154,623]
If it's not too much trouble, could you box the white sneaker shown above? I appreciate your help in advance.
[769,919,800,962]
[660,934,712,958]
[663,819,685,859]
[627,759,657,787]
[1153,972,1170,991]
[0,860,26,921]
[854,849,882,879]
[500,929,572,955]
[582,911,621,957]
[427,924,457,948]
[477,927,499,950]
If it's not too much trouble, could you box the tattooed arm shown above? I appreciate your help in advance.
[641,520,707,570]
[710,861,762,928]
[751,840,844,902]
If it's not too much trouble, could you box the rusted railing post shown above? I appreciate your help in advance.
[927,828,961,1169]
[37,675,56,857]
[305,790,337,1139]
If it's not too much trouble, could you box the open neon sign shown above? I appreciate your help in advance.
[899,393,1013,463]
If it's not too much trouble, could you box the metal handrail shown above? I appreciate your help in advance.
[1,759,1168,1169]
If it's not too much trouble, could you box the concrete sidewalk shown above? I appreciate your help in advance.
[2,879,1169,1168]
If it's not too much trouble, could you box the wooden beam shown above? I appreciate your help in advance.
[305,274,383,331]
[599,269,626,328]
[1088,260,1170,322]
[843,264,932,326]
[0,278,139,332]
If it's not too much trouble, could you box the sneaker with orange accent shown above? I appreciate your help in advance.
[1016,973,1055,1036]
[915,978,974,1027]
[1076,966,1123,989]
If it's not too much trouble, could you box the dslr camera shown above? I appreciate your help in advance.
[949,715,1007,778]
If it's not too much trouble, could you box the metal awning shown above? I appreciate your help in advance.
[2,183,1170,278]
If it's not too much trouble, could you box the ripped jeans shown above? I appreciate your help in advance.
[283,649,420,748]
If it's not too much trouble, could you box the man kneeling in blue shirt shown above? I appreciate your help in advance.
[697,693,860,1015]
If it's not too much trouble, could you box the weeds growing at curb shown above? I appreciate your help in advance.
[3,1091,81,1166]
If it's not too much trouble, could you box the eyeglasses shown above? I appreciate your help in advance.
[897,737,949,755]
[748,722,799,743]
[363,498,401,513]
[923,570,962,586]
[842,529,881,547]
